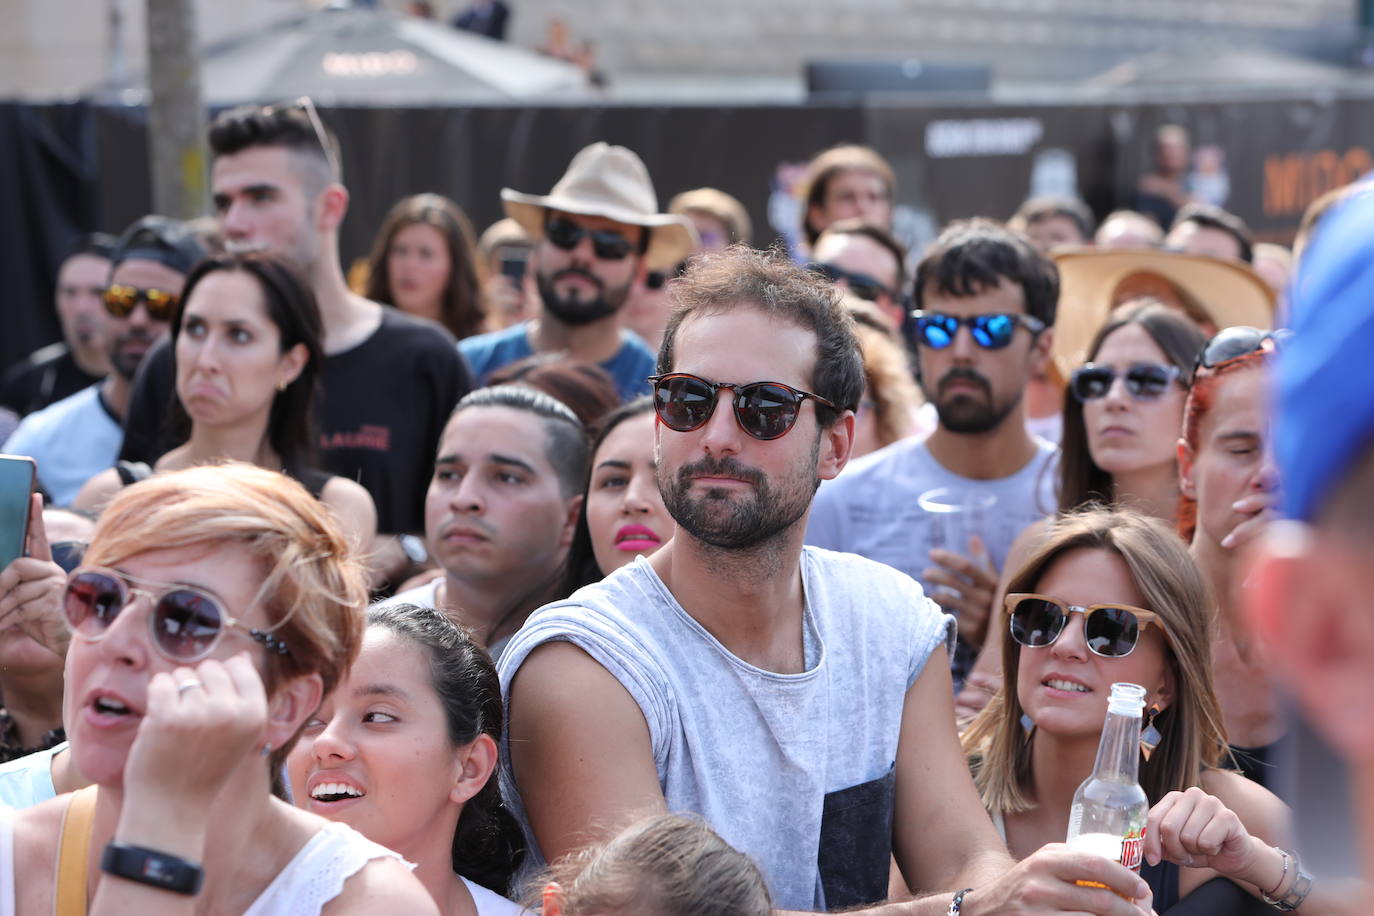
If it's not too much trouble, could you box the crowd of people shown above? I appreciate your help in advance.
[0,98,1370,915]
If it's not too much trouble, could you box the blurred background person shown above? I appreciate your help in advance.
[796,144,897,256]
[563,397,673,592]
[289,603,524,914]
[1008,195,1096,254]
[1165,203,1254,264]
[1095,210,1165,250]
[620,259,686,352]
[477,217,535,331]
[74,252,377,558]
[488,354,620,427]
[0,233,114,417]
[668,187,753,252]
[809,220,907,333]
[451,0,509,40]
[358,193,488,341]
[1135,124,1193,229]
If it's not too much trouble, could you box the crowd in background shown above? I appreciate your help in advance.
[0,98,1371,916]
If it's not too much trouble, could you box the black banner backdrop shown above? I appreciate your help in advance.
[7,92,1374,375]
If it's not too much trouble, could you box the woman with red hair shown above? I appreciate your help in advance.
[1177,328,1286,788]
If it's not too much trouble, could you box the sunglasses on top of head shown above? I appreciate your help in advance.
[1070,362,1182,402]
[103,285,180,321]
[1194,326,1292,373]
[544,216,637,262]
[1005,593,1169,659]
[909,311,1046,350]
[647,372,836,441]
[64,567,291,664]
[806,262,896,303]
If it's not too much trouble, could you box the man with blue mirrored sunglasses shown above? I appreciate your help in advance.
[808,218,1061,690]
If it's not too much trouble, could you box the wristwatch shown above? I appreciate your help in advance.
[101,842,204,895]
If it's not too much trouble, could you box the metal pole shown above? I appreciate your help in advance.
[146,0,207,219]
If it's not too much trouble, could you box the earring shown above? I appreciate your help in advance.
[260,742,273,757]
[1140,705,1162,762]
[1019,712,1036,737]
[277,379,288,392]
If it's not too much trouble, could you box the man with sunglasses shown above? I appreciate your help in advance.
[4,217,203,505]
[499,249,1152,915]
[808,219,1060,689]
[459,142,697,402]
[809,219,907,333]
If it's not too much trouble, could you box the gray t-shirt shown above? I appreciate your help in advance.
[497,548,954,912]
[806,435,1058,683]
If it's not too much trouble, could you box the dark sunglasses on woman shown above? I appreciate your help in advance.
[1195,326,1292,372]
[1005,593,1170,658]
[544,216,636,261]
[103,285,180,321]
[1070,362,1182,402]
[648,372,836,441]
[909,311,1046,350]
[64,567,292,664]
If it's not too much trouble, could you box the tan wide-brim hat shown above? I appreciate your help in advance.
[502,142,699,271]
[1051,247,1276,381]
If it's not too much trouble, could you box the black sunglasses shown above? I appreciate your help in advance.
[909,311,1046,350]
[806,262,895,303]
[1006,593,1169,659]
[645,260,689,291]
[103,285,180,321]
[648,372,836,441]
[64,567,291,664]
[1070,362,1182,402]
[1195,326,1291,373]
[545,216,636,261]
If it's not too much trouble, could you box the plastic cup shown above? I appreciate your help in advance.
[917,487,997,576]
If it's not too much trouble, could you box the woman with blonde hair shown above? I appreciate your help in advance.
[963,508,1337,912]
[2,463,436,914]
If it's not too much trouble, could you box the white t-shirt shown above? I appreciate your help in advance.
[463,877,526,915]
[0,741,62,810]
[2,384,121,505]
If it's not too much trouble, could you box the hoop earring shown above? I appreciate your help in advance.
[1140,705,1162,762]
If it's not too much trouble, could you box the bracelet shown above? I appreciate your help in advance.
[947,887,973,915]
[100,842,204,895]
[1261,848,1313,912]
[1262,847,1290,901]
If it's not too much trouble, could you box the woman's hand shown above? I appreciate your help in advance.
[1144,786,1257,876]
[122,653,270,813]
[964,844,1154,915]
[0,494,69,656]
[1220,492,1280,551]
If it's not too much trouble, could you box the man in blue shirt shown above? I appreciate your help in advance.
[460,142,696,402]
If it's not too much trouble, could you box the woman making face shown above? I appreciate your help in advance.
[565,399,675,591]
[3,464,436,915]
[289,604,524,916]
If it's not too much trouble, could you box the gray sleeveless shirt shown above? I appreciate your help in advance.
[497,547,955,911]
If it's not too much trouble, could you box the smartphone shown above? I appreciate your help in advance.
[498,246,529,282]
[0,455,35,569]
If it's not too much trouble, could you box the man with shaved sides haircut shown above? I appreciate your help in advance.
[382,385,588,659]
[119,101,471,584]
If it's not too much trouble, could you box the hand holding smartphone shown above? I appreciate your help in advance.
[0,455,36,569]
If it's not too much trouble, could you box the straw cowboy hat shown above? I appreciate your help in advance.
[501,142,698,271]
[1051,247,1276,381]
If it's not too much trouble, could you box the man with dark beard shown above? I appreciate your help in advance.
[460,142,697,401]
[497,249,1154,915]
[4,217,202,504]
[807,219,1060,686]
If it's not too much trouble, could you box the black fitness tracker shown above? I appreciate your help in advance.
[100,842,204,895]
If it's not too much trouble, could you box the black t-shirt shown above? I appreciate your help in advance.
[0,343,103,417]
[119,308,472,534]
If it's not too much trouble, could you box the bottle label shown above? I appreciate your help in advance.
[1120,828,1144,872]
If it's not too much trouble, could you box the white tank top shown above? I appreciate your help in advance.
[0,812,404,916]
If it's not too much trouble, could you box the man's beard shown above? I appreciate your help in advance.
[659,448,819,550]
[537,266,631,327]
[925,367,1021,435]
[107,329,155,381]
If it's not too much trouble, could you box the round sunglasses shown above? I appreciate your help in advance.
[103,285,180,321]
[909,311,1046,350]
[1070,362,1182,402]
[64,567,291,664]
[1005,593,1169,658]
[544,216,636,261]
[647,372,836,441]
